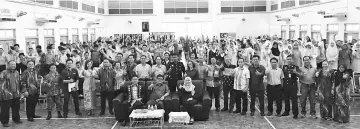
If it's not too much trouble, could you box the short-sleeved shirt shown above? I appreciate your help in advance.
[299,66,316,84]
[233,67,250,90]
[149,83,169,100]
[282,65,299,85]
[134,63,152,78]
[266,68,284,85]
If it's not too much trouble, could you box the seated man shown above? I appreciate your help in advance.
[119,76,145,126]
[147,75,170,109]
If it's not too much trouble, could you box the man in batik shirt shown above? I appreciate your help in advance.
[0,61,25,127]
[43,64,62,120]
[119,76,145,126]
[21,60,42,122]
[96,59,116,115]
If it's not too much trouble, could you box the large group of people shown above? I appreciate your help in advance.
[0,34,356,127]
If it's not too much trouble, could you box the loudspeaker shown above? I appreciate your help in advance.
[142,22,149,32]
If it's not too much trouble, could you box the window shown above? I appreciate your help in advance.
[72,28,79,35]
[281,0,295,9]
[60,28,68,36]
[28,0,53,5]
[109,0,153,14]
[44,29,54,37]
[59,0,78,10]
[271,0,278,11]
[311,24,321,41]
[221,0,266,13]
[299,25,307,40]
[327,24,338,32]
[24,29,38,37]
[344,24,359,42]
[82,0,95,13]
[289,25,295,39]
[0,29,16,38]
[98,0,105,14]
[164,0,208,14]
[82,28,88,35]
[281,25,287,39]
[299,0,320,5]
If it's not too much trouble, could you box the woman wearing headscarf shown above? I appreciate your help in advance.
[292,42,302,67]
[332,64,351,123]
[179,77,196,124]
[326,42,339,70]
[315,61,334,120]
[270,42,281,67]
[352,42,360,73]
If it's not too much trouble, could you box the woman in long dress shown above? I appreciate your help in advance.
[179,77,196,124]
[316,61,334,120]
[333,64,351,123]
[326,42,339,70]
[82,60,97,116]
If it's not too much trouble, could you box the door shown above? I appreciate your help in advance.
[82,35,88,42]
[311,32,321,42]
[289,31,295,40]
[25,38,38,54]
[72,35,79,43]
[44,37,55,50]
[0,40,15,54]
[60,36,69,43]
[327,32,337,43]
[300,31,307,41]
[91,34,96,42]
[344,33,359,43]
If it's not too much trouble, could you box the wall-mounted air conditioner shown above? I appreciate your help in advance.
[324,13,347,18]
[87,21,99,25]
[36,18,57,23]
[0,17,16,22]
[277,18,290,22]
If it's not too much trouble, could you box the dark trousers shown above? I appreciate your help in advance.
[0,98,20,124]
[100,91,114,113]
[283,84,299,116]
[119,101,143,122]
[207,86,220,109]
[183,99,197,117]
[267,85,282,114]
[222,78,235,110]
[168,78,179,92]
[250,90,265,113]
[26,94,39,118]
[78,78,84,95]
[63,91,80,115]
[234,90,248,112]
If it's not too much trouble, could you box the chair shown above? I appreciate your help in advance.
[351,72,360,108]
[177,80,211,121]
[113,81,147,121]
[38,94,47,108]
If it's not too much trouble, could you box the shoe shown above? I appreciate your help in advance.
[63,114,68,118]
[260,112,265,116]
[46,112,52,120]
[240,112,246,115]
[311,115,318,119]
[250,112,255,116]
[33,115,41,118]
[27,117,34,122]
[233,110,241,113]
[267,112,273,116]
[76,112,82,116]
[189,117,194,125]
[293,115,298,119]
[220,108,228,112]
[228,108,233,113]
[13,120,22,124]
[2,124,10,127]
[109,111,114,115]
[275,114,281,117]
[215,108,220,112]
[57,111,63,118]
[99,112,105,116]
[281,112,290,116]
[300,114,306,118]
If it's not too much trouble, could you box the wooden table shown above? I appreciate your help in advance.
[129,109,165,129]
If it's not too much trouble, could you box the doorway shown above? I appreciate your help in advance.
[0,40,15,54]
[25,38,39,54]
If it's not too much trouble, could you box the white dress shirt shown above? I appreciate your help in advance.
[233,66,250,90]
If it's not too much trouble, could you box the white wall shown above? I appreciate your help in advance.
[103,0,271,39]
[0,0,103,52]
[269,0,360,41]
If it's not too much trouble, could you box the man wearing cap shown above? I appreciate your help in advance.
[40,46,56,76]
[57,46,68,73]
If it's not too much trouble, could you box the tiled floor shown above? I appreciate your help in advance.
[3,98,360,129]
